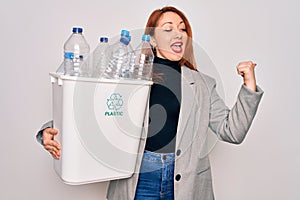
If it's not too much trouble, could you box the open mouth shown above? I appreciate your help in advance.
[171,42,183,53]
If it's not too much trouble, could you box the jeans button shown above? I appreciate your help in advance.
[162,155,167,160]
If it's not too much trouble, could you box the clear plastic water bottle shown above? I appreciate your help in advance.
[103,30,131,79]
[56,52,74,75]
[63,27,90,76]
[127,37,136,78]
[92,37,109,78]
[122,35,134,78]
[133,34,154,80]
[63,52,74,75]
[73,55,84,76]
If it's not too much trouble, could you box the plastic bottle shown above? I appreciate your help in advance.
[103,30,131,79]
[63,27,90,76]
[56,52,74,75]
[133,34,154,80]
[92,37,109,78]
[122,35,134,78]
[63,52,75,75]
[73,55,84,76]
[127,37,136,79]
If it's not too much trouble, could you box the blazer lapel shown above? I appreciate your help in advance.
[176,67,196,145]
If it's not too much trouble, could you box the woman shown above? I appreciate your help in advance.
[37,6,263,200]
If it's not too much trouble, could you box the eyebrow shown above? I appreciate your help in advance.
[161,21,184,26]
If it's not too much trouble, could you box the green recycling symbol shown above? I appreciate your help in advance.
[106,93,123,110]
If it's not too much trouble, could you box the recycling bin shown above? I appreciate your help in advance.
[50,72,152,185]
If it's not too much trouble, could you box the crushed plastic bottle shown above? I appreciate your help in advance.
[103,30,131,79]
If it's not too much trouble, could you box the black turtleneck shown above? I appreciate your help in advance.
[145,57,182,153]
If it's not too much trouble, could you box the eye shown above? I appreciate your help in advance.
[181,28,187,32]
[164,29,172,32]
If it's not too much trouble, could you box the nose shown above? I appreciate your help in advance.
[174,30,183,39]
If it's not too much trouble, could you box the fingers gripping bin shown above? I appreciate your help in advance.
[50,72,152,185]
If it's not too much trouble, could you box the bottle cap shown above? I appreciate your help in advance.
[100,37,109,43]
[142,34,151,42]
[120,36,130,45]
[72,27,83,33]
[121,30,130,37]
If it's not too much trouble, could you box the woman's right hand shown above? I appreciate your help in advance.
[43,128,61,159]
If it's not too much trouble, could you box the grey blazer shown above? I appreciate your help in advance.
[106,66,263,200]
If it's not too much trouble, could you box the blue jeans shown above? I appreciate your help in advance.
[134,150,175,200]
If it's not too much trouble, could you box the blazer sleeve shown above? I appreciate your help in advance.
[36,120,53,145]
[208,83,264,144]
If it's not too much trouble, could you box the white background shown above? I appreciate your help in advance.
[1,0,299,199]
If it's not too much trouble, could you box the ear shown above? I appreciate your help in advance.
[150,37,156,47]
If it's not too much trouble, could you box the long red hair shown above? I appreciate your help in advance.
[144,6,197,71]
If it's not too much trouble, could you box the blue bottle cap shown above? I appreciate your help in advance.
[142,35,146,41]
[72,27,83,33]
[100,37,109,43]
[142,34,151,41]
[121,29,130,37]
[120,36,130,45]
[145,35,151,41]
[64,52,74,59]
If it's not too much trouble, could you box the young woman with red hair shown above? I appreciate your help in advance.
[37,6,263,200]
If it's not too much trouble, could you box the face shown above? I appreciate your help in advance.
[151,11,188,61]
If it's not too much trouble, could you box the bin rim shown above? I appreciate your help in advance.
[49,72,153,86]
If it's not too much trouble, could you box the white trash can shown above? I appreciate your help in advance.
[50,72,152,185]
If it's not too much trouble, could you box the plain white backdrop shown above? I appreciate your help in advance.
[0,0,299,199]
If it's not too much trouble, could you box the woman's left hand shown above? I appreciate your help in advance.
[237,61,257,92]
